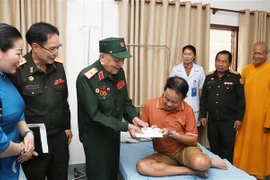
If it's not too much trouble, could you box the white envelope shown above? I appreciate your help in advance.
[136,128,163,138]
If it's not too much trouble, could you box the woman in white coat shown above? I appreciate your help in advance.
[169,45,205,126]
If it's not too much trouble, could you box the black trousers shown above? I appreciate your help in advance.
[22,131,69,180]
[83,136,120,180]
[207,119,236,163]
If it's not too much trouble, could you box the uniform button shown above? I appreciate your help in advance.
[45,86,48,89]
[116,108,119,110]
[218,86,220,88]
[216,94,219,96]
[216,102,218,104]
[50,113,53,116]
[31,92,34,95]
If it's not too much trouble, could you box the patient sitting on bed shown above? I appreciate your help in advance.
[136,77,227,178]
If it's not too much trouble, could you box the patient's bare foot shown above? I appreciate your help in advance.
[211,158,228,170]
[190,170,208,178]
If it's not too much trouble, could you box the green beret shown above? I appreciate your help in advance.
[99,37,132,59]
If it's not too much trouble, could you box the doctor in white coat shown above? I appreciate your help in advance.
[169,45,205,126]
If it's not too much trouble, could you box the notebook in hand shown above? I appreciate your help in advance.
[27,123,48,154]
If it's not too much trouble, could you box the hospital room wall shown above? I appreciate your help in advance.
[66,0,270,165]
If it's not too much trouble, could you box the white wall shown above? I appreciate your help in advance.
[66,0,270,164]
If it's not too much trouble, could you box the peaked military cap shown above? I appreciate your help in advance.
[99,37,132,59]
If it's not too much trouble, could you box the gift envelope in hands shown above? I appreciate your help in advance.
[136,127,163,138]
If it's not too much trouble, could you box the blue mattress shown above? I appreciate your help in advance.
[119,141,256,180]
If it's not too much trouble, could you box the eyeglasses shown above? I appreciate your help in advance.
[163,94,181,105]
[111,56,124,64]
[36,43,62,54]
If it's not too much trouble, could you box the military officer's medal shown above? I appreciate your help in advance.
[95,88,100,93]
[107,87,110,92]
[28,76,34,82]
[98,86,107,97]
[211,77,214,80]
[100,91,107,96]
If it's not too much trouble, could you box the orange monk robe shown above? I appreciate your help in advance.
[233,62,270,179]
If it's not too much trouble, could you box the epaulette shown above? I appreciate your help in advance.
[229,69,239,75]
[17,58,27,67]
[54,57,63,64]
[206,70,215,76]
[84,67,98,79]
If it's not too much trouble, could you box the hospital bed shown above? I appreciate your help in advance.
[119,139,256,180]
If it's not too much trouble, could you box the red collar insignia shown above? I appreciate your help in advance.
[98,71,104,81]
[117,80,125,90]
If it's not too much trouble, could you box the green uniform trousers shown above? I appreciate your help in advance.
[83,135,120,180]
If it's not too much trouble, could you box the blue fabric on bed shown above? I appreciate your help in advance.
[119,141,256,180]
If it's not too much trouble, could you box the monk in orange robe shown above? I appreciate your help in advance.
[233,41,270,179]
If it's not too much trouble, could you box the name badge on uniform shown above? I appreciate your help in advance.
[191,87,197,97]
[191,80,197,97]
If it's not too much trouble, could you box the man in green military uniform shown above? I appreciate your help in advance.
[199,50,245,163]
[9,22,72,180]
[76,37,148,180]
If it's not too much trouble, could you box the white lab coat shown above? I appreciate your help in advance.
[169,63,205,126]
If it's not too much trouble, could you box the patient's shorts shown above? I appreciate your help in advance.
[145,146,203,167]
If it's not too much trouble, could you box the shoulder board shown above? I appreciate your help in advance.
[54,57,63,64]
[84,67,98,79]
[206,70,214,76]
[229,69,239,75]
[17,58,27,67]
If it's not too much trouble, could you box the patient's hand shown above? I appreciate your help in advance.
[160,128,170,137]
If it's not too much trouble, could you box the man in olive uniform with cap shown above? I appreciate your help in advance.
[199,50,245,163]
[76,37,148,180]
[9,22,72,180]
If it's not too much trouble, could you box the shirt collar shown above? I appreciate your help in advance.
[0,72,7,79]
[24,51,57,75]
[213,70,230,78]
[95,59,113,80]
